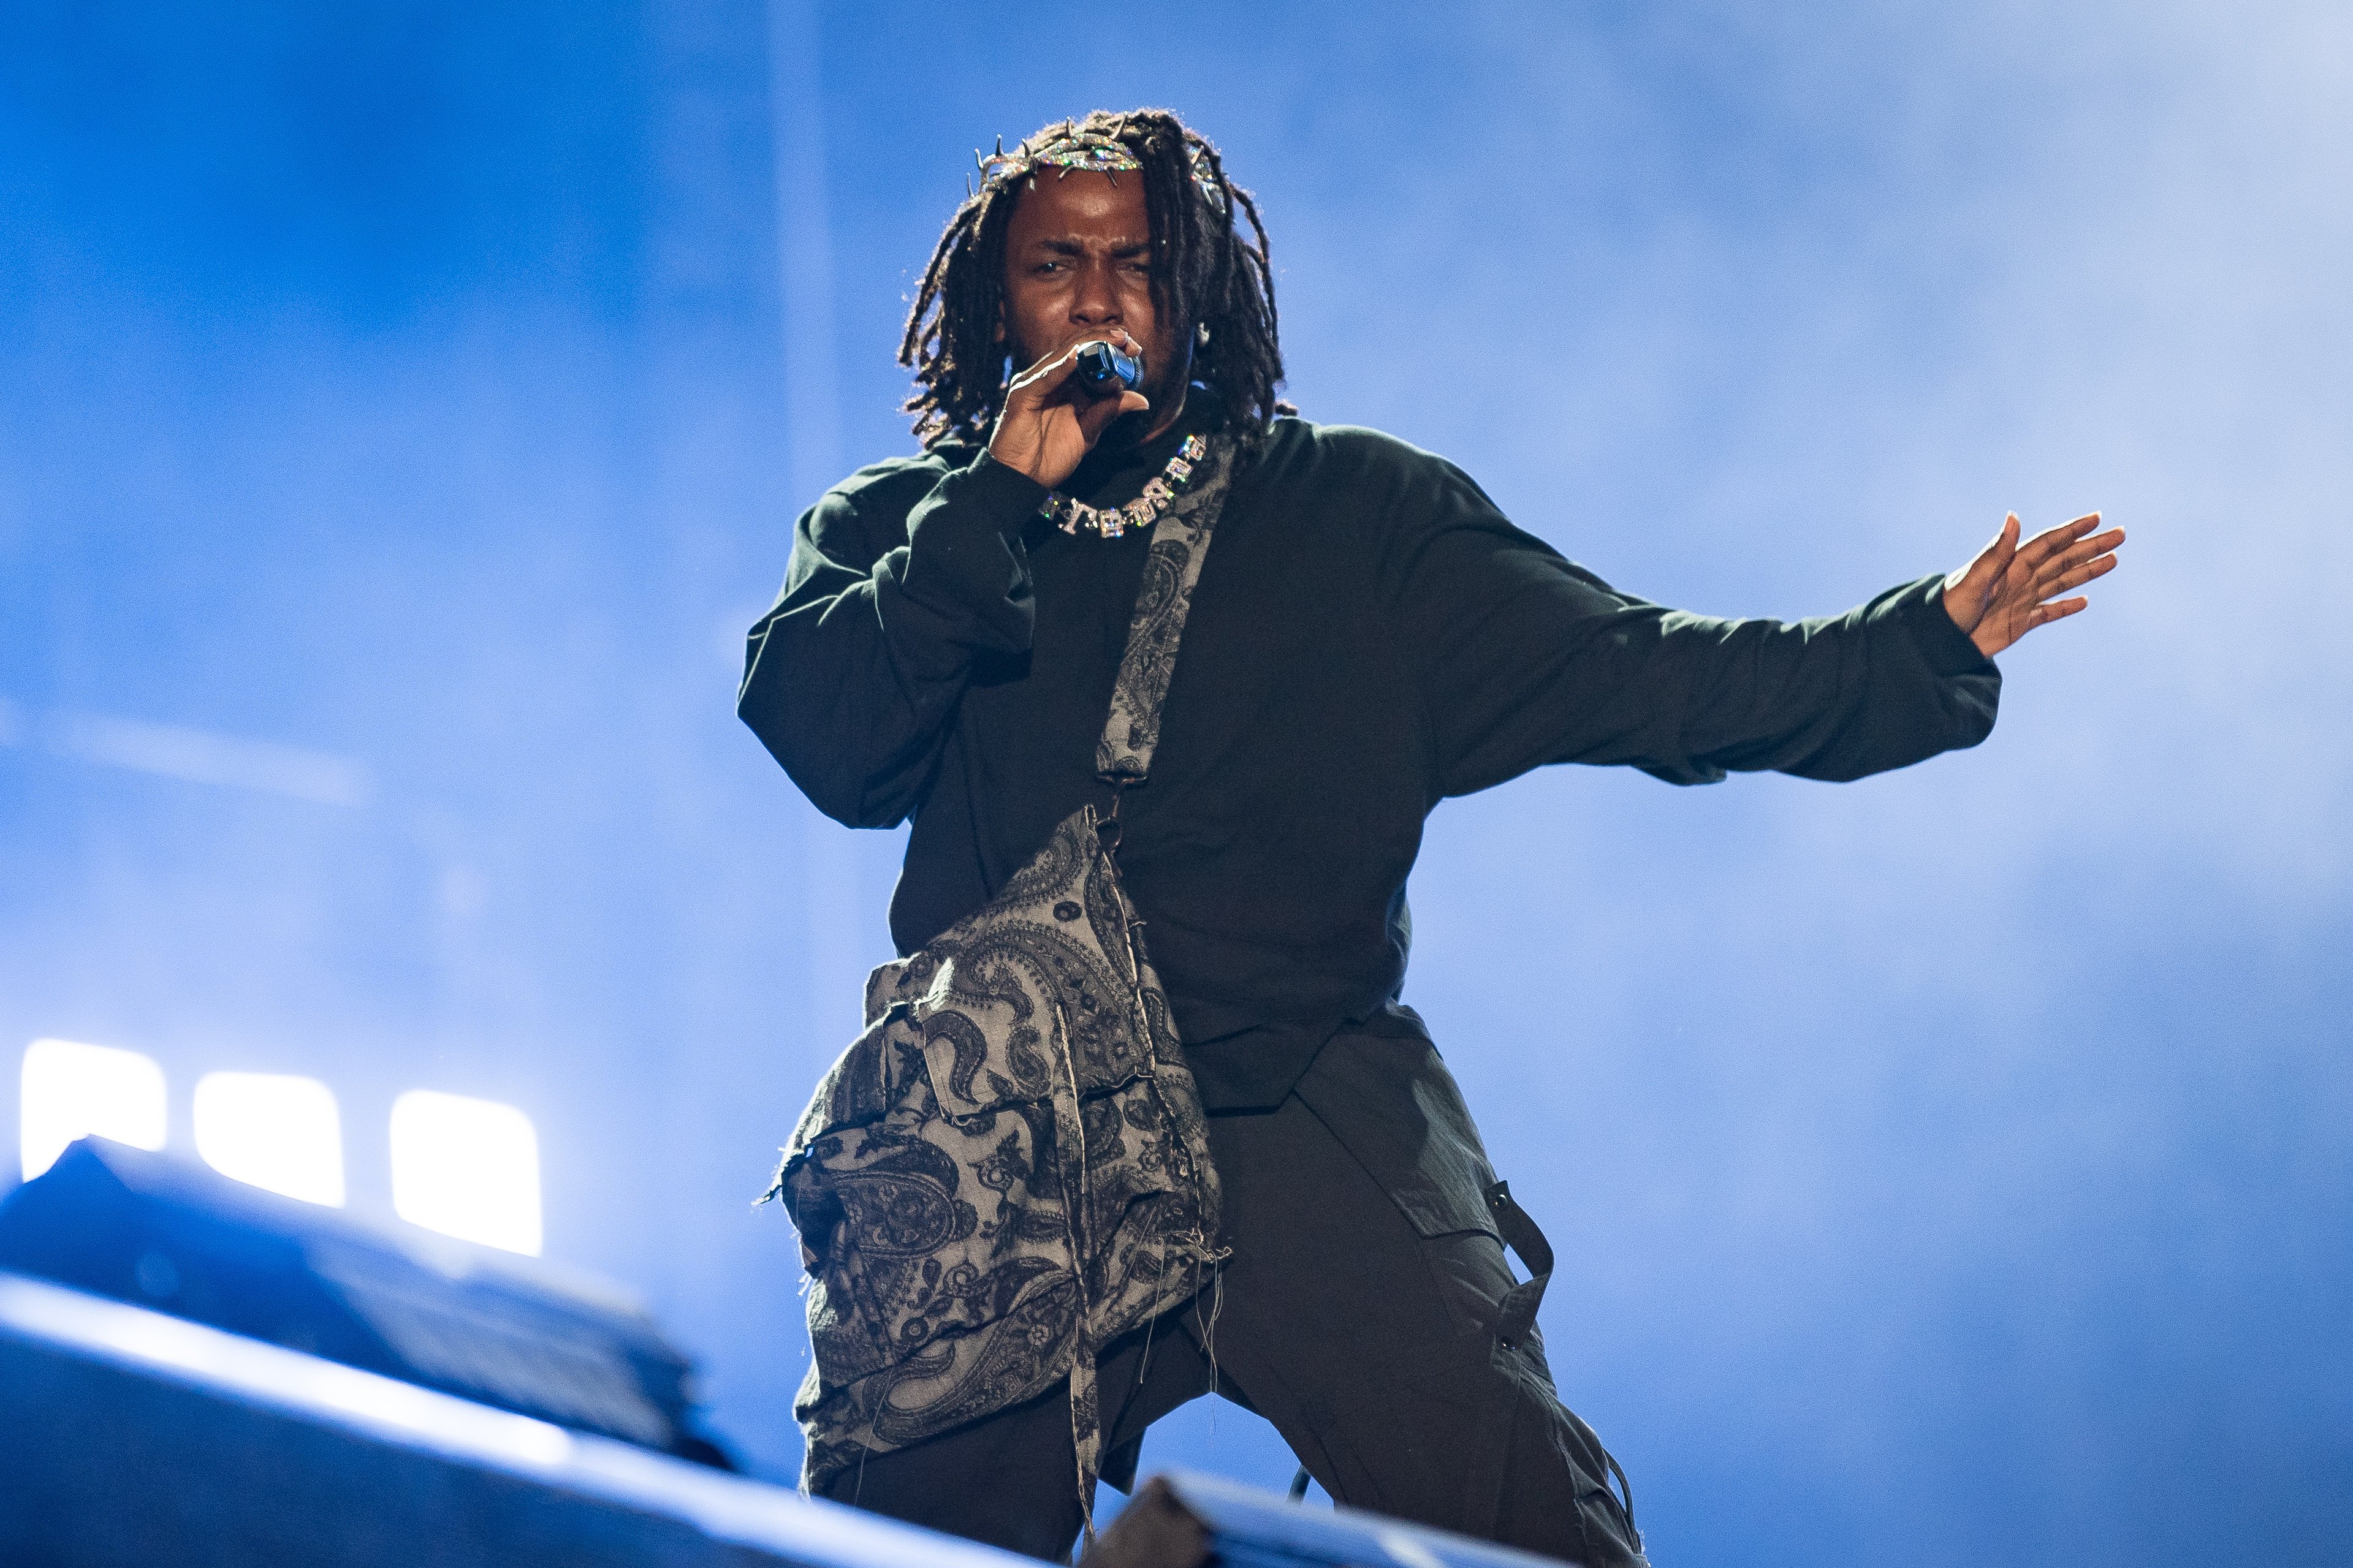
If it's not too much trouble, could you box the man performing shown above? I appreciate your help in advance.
[740,108,2123,1567]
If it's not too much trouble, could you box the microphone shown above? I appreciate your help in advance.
[1072,340,1142,398]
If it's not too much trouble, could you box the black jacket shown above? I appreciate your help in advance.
[740,396,2000,1115]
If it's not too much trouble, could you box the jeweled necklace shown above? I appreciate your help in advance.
[1040,433,1209,538]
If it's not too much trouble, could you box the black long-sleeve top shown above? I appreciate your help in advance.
[740,396,2000,1112]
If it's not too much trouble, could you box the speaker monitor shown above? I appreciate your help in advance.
[0,1136,723,1464]
[0,1268,1028,1568]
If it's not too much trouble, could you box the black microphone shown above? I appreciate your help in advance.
[1072,340,1142,398]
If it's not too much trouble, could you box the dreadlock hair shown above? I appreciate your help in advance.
[899,108,1291,449]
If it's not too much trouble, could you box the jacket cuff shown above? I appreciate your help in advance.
[1907,574,1998,677]
[889,452,1050,642]
[956,449,1052,522]
[902,453,1046,561]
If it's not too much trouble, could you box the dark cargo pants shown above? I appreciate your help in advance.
[817,1034,1646,1567]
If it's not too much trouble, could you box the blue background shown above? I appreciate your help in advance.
[4,4,2349,1563]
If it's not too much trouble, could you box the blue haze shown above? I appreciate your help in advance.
[2,4,2347,1564]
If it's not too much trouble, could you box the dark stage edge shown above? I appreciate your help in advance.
[0,1270,1025,1568]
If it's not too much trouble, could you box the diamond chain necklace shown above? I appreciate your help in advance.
[1039,434,1209,538]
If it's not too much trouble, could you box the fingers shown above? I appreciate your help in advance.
[2011,516,2096,580]
[1958,508,2116,654]
[2026,525,2123,600]
[2014,511,2103,574]
[2040,550,2119,598]
[1953,511,2020,600]
[1003,341,1088,407]
[1006,330,1150,413]
[2028,597,2088,629]
[1988,510,2021,564]
[2034,524,2124,570]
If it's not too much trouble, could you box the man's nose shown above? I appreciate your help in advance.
[1070,261,1120,325]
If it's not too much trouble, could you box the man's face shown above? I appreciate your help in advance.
[999,169,1191,437]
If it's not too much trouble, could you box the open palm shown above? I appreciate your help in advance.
[1944,511,2126,658]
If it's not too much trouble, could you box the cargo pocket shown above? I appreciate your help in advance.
[1569,1426,1646,1568]
[1291,1036,1566,1352]
[1293,1033,1504,1240]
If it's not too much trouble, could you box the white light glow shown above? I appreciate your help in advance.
[192,1072,346,1206]
[19,1038,167,1181]
[389,1091,542,1256]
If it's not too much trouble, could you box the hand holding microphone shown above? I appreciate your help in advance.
[989,329,1152,488]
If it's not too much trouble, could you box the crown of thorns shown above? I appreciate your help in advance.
[972,124,1226,214]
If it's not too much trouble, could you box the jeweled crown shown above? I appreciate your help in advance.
[973,124,1225,214]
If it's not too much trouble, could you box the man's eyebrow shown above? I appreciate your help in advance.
[1027,237,1153,255]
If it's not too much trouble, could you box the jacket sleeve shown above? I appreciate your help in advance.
[737,453,1050,827]
[1391,453,2002,798]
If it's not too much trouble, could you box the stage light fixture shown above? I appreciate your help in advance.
[389,1091,542,1256]
[192,1071,345,1207]
[18,1039,167,1181]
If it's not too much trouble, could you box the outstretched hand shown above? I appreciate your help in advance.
[1943,511,2125,659]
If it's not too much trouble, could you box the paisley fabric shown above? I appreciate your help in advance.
[1095,439,1233,783]
[771,439,1236,1518]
